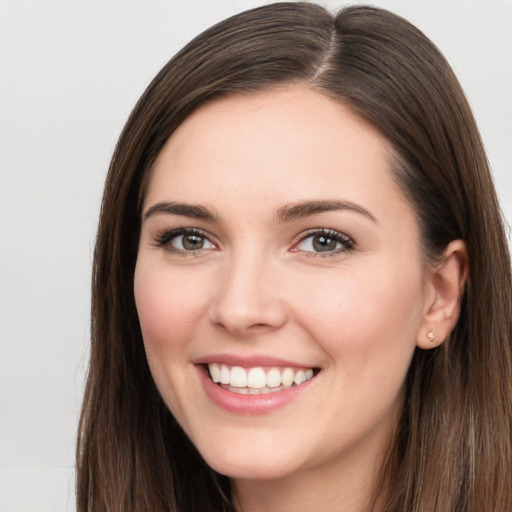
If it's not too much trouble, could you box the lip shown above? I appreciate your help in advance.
[196,363,317,415]
[193,353,311,369]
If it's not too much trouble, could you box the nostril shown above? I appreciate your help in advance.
[248,322,272,330]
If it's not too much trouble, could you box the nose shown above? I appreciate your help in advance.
[208,251,288,338]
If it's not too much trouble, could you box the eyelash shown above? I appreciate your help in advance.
[153,227,355,257]
[154,227,216,256]
[293,228,355,257]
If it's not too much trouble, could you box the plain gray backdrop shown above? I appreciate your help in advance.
[1,1,511,510]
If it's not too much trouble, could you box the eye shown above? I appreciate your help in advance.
[294,229,354,255]
[155,228,216,253]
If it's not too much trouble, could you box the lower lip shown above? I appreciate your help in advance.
[197,366,315,415]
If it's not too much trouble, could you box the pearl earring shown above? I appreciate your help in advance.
[427,331,439,343]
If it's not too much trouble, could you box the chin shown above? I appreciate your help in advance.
[209,458,295,481]
[197,439,302,481]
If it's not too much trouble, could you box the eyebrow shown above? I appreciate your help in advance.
[143,201,220,222]
[143,199,377,224]
[275,199,377,224]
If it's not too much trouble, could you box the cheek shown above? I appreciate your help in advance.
[133,263,209,354]
[293,261,424,372]
[133,262,214,418]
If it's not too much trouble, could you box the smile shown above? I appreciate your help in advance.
[207,363,316,394]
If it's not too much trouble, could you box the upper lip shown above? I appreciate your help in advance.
[193,353,316,369]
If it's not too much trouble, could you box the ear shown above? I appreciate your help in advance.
[416,240,469,350]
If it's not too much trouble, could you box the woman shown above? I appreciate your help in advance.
[77,3,512,511]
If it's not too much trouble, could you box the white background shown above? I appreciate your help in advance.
[1,1,510,510]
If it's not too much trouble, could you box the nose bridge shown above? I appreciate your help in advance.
[209,242,287,336]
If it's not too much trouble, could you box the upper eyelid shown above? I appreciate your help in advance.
[154,227,216,246]
[297,227,350,237]
[294,227,354,243]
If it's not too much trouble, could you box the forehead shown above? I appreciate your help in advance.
[145,86,406,218]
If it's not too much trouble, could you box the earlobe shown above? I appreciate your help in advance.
[416,240,469,350]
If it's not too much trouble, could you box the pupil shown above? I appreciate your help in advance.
[313,235,336,252]
[183,234,204,250]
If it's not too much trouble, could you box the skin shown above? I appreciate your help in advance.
[134,87,467,512]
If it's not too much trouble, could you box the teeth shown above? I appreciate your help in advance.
[281,367,294,387]
[247,367,266,388]
[230,366,247,387]
[207,364,316,392]
[266,368,281,388]
[209,363,220,383]
[293,369,305,385]
[220,364,231,385]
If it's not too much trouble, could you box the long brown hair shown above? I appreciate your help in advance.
[77,3,512,511]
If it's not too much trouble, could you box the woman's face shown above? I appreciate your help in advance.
[134,87,432,483]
